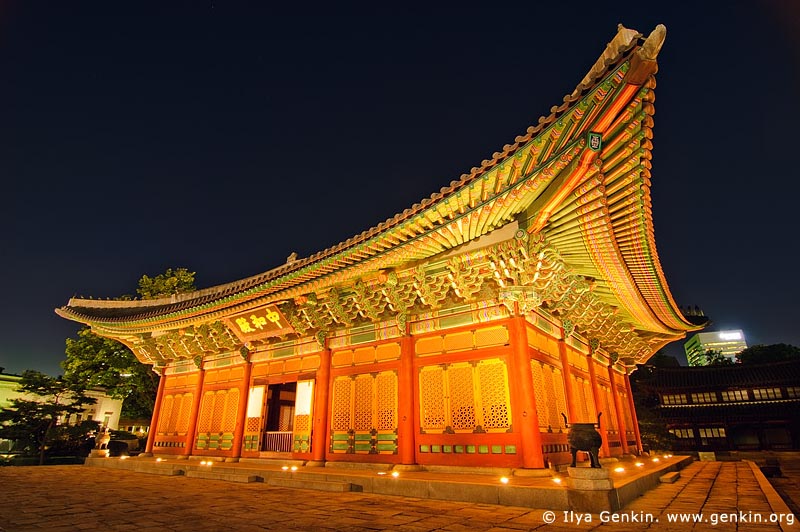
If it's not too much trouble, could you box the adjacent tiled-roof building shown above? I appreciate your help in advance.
[637,359,800,451]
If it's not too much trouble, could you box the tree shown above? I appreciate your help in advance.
[0,371,96,465]
[630,363,677,452]
[62,267,197,418]
[646,352,681,367]
[737,343,800,365]
[63,328,158,419]
[136,267,196,299]
[705,349,734,366]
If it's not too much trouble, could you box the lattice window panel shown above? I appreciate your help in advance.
[530,361,550,430]
[198,392,215,433]
[543,366,559,428]
[176,392,193,434]
[575,377,590,422]
[584,380,597,421]
[331,377,354,431]
[278,406,294,431]
[375,372,397,431]
[448,364,476,431]
[166,395,181,433]
[620,391,634,432]
[209,391,225,432]
[222,388,239,433]
[158,395,174,435]
[245,416,261,433]
[419,366,446,431]
[294,413,310,433]
[477,360,510,431]
[602,386,617,430]
[353,375,374,431]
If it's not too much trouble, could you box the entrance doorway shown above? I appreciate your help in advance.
[262,382,296,452]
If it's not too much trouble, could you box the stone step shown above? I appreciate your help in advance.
[186,470,262,483]
[659,471,680,483]
[324,461,392,471]
[267,476,353,492]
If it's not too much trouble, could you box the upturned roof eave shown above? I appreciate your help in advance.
[58,26,673,333]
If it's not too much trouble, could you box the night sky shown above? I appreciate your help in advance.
[2,3,798,376]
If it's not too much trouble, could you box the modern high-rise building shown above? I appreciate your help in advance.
[685,330,748,366]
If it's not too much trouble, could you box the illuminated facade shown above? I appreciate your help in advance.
[57,24,700,469]
[684,330,747,366]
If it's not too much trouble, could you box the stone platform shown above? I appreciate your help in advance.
[85,453,693,512]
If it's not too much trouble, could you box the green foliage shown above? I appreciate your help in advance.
[0,371,96,465]
[630,365,677,452]
[646,352,681,367]
[636,409,678,452]
[737,343,800,365]
[62,267,197,419]
[136,267,196,300]
[705,349,734,366]
[63,328,158,419]
[46,419,100,457]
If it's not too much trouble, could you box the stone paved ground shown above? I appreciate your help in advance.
[0,461,795,531]
[761,453,800,517]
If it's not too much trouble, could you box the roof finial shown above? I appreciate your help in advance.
[640,24,666,61]
[286,252,298,264]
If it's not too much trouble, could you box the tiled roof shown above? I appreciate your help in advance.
[643,359,800,389]
[57,27,644,325]
[56,24,695,360]
[657,400,800,422]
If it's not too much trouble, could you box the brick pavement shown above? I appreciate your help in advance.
[760,453,800,517]
[0,461,796,531]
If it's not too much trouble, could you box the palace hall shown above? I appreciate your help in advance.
[57,24,699,469]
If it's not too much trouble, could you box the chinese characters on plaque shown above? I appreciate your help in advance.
[225,305,293,341]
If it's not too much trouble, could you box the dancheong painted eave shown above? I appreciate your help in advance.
[56,24,701,365]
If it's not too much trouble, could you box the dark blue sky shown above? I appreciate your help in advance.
[1,3,798,376]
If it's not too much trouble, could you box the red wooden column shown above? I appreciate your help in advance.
[231,360,253,460]
[183,366,206,456]
[398,332,416,465]
[144,367,166,455]
[557,337,579,424]
[311,344,332,464]
[607,365,628,454]
[624,372,643,454]
[508,314,544,468]
[586,352,609,457]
